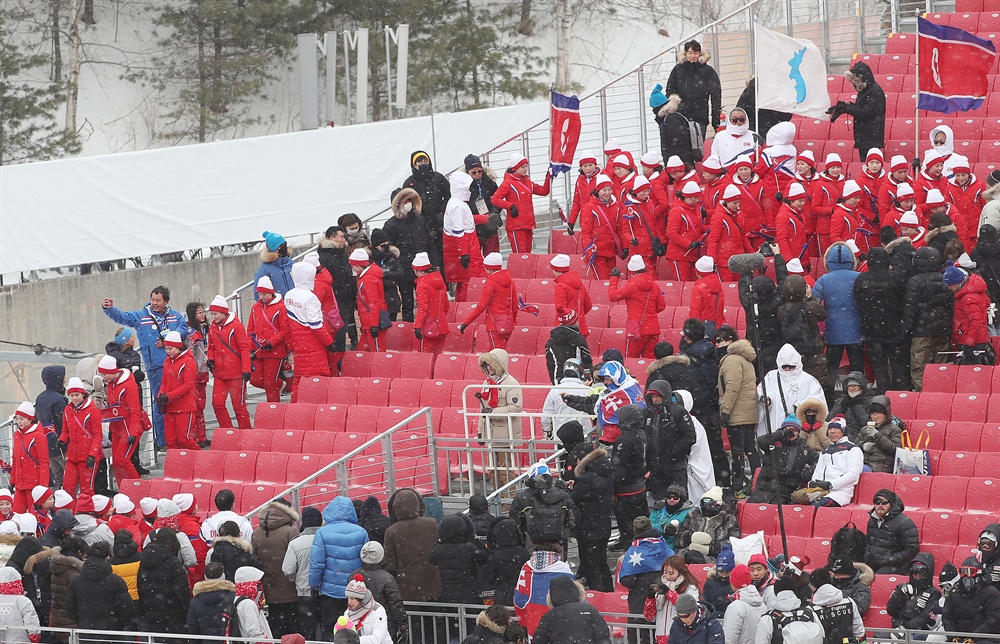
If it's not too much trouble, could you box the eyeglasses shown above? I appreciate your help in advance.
[729,117,747,124]
[781,365,797,371]
[677,613,694,619]
[665,494,681,500]
[873,499,890,506]
[469,168,483,175]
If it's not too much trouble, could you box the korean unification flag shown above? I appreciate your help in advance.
[754,26,831,118]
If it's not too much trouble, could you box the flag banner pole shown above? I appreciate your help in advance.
[915,15,921,166]
[753,26,760,139]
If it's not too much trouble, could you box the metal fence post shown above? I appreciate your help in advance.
[637,67,648,155]
[785,0,794,35]
[822,0,832,66]
[599,88,609,149]
[382,434,396,494]
[428,408,442,497]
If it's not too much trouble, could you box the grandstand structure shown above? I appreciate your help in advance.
[75,0,1000,637]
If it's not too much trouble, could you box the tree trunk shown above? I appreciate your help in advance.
[65,0,81,134]
[51,0,62,82]
[518,0,533,35]
[210,22,226,114]
[197,10,207,142]
[554,0,571,93]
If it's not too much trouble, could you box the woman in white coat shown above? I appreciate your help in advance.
[344,575,392,644]
[756,344,826,438]
[0,567,41,643]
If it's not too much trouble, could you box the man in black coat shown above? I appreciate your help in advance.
[865,489,919,574]
[544,317,592,385]
[607,404,648,550]
[569,444,614,591]
[886,553,941,633]
[943,556,1000,637]
[902,246,954,391]
[972,224,1000,306]
[827,371,876,441]
[642,380,697,498]
[664,40,722,137]
[739,254,791,372]
[831,61,886,159]
[531,576,611,644]
[400,149,449,250]
[854,247,910,392]
[748,416,818,504]
[654,94,699,168]
[644,342,696,393]
[65,541,135,633]
[382,187,436,322]
[317,226,358,349]
[464,154,502,257]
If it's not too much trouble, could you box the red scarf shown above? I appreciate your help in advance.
[0,579,24,595]
[481,373,507,408]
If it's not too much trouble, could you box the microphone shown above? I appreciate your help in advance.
[728,252,766,275]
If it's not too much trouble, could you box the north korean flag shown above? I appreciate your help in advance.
[918,16,997,114]
[550,91,582,178]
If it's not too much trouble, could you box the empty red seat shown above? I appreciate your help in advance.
[525,356,551,385]
[399,351,434,377]
[283,403,317,430]
[505,355,529,383]
[905,420,946,448]
[740,503,778,534]
[379,407,415,430]
[334,431,371,455]
[885,32,915,54]
[393,378,428,407]
[194,450,226,480]
[505,327,539,356]
[254,453,290,484]
[960,513,995,540]
[285,453,324,483]
[297,377,329,404]
[369,352,404,378]
[915,393,952,421]
[980,11,1000,32]
[803,538,832,563]
[878,54,909,75]
[921,364,958,393]
[240,484,277,514]
[384,323,414,353]
[313,405,347,432]
[798,118,830,140]
[358,378,390,406]
[434,354,470,380]
[827,75,847,95]
[871,574,907,607]
[240,430,273,453]
[254,403,286,429]
[164,449,197,480]
[965,478,1000,513]
[956,365,991,393]
[210,429,242,452]
[119,479,150,500]
[300,430,336,454]
[894,475,931,508]
[811,506,854,540]
[147,479,181,499]
[269,430,304,453]
[600,329,628,357]
[550,230,579,254]
[223,451,257,483]
[944,422,982,451]
[937,451,975,476]
[441,329,474,354]
[301,484,340,508]
[327,378,359,405]
[974,452,1000,477]
[920,511,962,546]
[854,472,896,506]
[782,505,816,538]
[346,405,381,431]
[982,423,1000,451]
[341,352,372,377]
[886,391,917,420]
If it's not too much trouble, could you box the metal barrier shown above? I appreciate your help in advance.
[0,625,285,644]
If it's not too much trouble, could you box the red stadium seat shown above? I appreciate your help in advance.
[507,254,537,279]
[915,392,952,421]
[949,394,987,423]
[384,323,414,353]
[301,484,340,508]
[878,54,909,75]
[885,32,915,54]
[297,377,328,404]
[798,118,830,141]
[147,479,181,499]
[406,379,441,408]
[211,429,242,452]
[300,431,336,454]
[505,327,539,356]
[254,403,286,429]
[179,481,213,512]
[369,352,403,378]
[782,505,816,538]
[827,75,847,95]
[812,506,854,541]
[965,478,1000,513]
[313,404,347,432]
[240,430,273,453]
[400,351,434,378]
[269,430,304,453]
[254,453,289,484]
[194,451,226,481]
[871,574,906,607]
[974,452,1000,477]
[119,479,150,500]
[740,503,778,534]
[358,378,390,406]
[223,451,257,483]
[956,365,991,394]
[905,420,946,448]
[885,391,917,421]
[937,451,975,477]
[600,329,628,357]
[989,396,1000,424]
[893,475,931,508]
[945,422,982,451]
[164,449,197,480]
[950,11,980,32]
[466,278,487,302]
[505,355,529,382]
[347,406,381,431]
[880,75,904,94]
[921,364,957,393]
[285,454,324,484]
[465,355,488,380]
[441,327,474,354]
[953,140,981,163]
[982,424,1000,451]
[550,230,580,254]
[434,354,470,380]
[334,432,371,456]
[610,306,629,329]
[283,403,317,431]
[980,12,1000,32]
[960,513,994,541]
[379,407,416,431]
[327,378,359,405]
[240,484,277,514]
[804,538,832,563]
[341,352,372,377]
[828,118,854,142]
[920,511,962,546]
[525,279,553,304]
[525,356,550,385]
[854,473,896,506]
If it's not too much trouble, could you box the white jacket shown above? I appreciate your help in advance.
[676,390,716,502]
[235,596,273,642]
[810,584,865,640]
[281,527,318,596]
[200,510,254,542]
[811,437,864,506]
[653,581,700,639]
[711,128,757,167]
[443,174,475,238]
[723,585,768,644]
[72,515,115,550]
[755,591,824,644]
[540,378,592,438]
[349,601,393,644]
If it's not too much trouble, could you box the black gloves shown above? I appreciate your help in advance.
[720,412,730,427]
[86,456,96,470]
[242,372,251,382]
[414,329,423,341]
[647,584,660,599]
[609,267,620,278]
[458,324,467,334]
[689,241,701,249]
[912,157,921,170]
[156,393,169,405]
[261,342,272,351]
[774,192,784,203]
[510,205,520,218]
[206,359,215,372]
[58,439,68,450]
[808,480,832,490]
[567,223,575,234]
[126,435,137,446]
[326,342,337,352]
[620,249,629,259]
[460,255,470,269]
[630,238,639,246]
[661,523,677,536]
[370,326,379,339]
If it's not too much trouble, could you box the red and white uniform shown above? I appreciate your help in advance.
[414,270,451,355]
[443,173,478,301]
[356,263,388,352]
[811,173,845,254]
[617,194,656,262]
[856,168,886,229]
[569,166,601,226]
[60,397,102,497]
[830,203,860,246]
[159,346,200,450]
[775,201,810,268]
[11,419,49,514]
[689,271,727,326]
[665,197,705,281]
[949,174,987,248]
[103,367,143,485]
[207,308,252,429]
[877,174,911,223]
[730,174,767,237]
[581,191,621,279]
[247,293,289,403]
[608,269,665,358]
[553,270,593,336]
[708,203,752,282]
[492,158,552,253]
[461,267,518,350]
[284,263,334,398]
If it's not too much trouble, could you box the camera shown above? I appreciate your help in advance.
[826,101,848,122]
[760,243,774,257]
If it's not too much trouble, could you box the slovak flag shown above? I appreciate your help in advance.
[550,91,582,178]
[596,381,645,429]
[513,552,574,635]
[618,535,673,583]
[918,16,997,113]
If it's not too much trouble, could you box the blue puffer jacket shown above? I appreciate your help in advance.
[103,304,188,370]
[308,497,369,599]
[253,249,295,300]
[811,243,863,345]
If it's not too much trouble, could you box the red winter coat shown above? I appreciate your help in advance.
[796,173,819,236]
[11,423,49,490]
[830,204,860,244]
[755,152,796,227]
[553,271,593,336]
[811,174,844,235]
[105,370,143,439]
[59,398,104,463]
[462,269,518,332]
[688,274,727,326]
[569,170,601,225]
[666,200,704,262]
[107,514,142,548]
[414,271,451,337]
[953,272,991,347]
[492,171,551,232]
[284,273,334,378]
[160,349,198,413]
[775,202,809,263]
[356,264,387,329]
[702,177,728,217]
[313,267,341,332]
[178,512,208,584]
[949,177,987,246]
[208,313,251,380]
[582,196,621,259]
[707,205,752,271]
[731,177,766,236]
[617,196,656,260]
[856,168,885,226]
[914,170,949,208]
[247,295,289,359]
[608,272,664,336]
[877,175,910,221]
[648,172,671,234]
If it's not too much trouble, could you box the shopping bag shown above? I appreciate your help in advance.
[893,429,931,476]
[729,530,767,565]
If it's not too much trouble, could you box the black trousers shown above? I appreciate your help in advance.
[727,424,761,493]
[319,595,349,642]
[335,294,357,349]
[267,601,298,638]
[867,339,911,392]
[698,408,731,488]
[826,343,865,385]
[398,280,416,322]
[296,595,320,641]
[577,537,614,591]
[614,492,648,545]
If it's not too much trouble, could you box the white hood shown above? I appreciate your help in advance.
[772,590,802,611]
[764,121,797,159]
[929,125,954,158]
[676,389,693,412]
[291,262,316,290]
[734,584,764,607]
[812,584,845,606]
[450,171,473,201]
[776,343,804,384]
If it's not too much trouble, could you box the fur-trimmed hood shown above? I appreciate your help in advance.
[259,246,280,264]
[983,181,1000,202]
[884,236,914,254]
[318,236,343,250]
[575,447,608,475]
[726,339,756,362]
[0,534,22,548]
[646,354,690,375]
[193,578,237,596]
[657,94,683,118]
[824,241,858,272]
[391,187,423,218]
[24,547,52,574]
[675,49,712,65]
[211,535,252,552]
[924,224,957,243]
[547,576,586,607]
[478,348,509,378]
[795,397,829,425]
[476,609,507,635]
[854,562,875,585]
[258,501,299,532]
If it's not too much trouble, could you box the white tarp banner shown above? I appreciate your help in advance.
[0,102,548,274]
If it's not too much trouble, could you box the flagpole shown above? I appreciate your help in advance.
[914,16,921,167]
[548,87,555,251]
[753,26,760,142]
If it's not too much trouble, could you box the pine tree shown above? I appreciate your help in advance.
[0,32,80,165]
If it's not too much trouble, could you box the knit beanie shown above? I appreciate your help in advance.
[715,546,736,572]
[633,516,652,535]
[730,564,752,589]
[464,154,483,171]
[649,83,668,108]
[300,506,323,529]
[361,541,384,565]
[262,231,286,252]
[345,574,372,603]
[942,260,966,286]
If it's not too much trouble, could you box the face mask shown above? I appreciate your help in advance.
[728,120,749,137]
[416,162,430,174]
[960,577,977,593]
[848,389,860,398]
[346,228,360,239]
[665,496,682,511]
[701,502,722,518]
[832,576,851,589]
[402,202,413,213]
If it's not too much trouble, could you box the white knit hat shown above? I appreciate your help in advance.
[786,258,805,274]
[53,490,74,510]
[30,486,52,505]
[923,149,945,169]
[483,253,503,268]
[348,248,370,266]
[113,494,135,515]
[156,499,181,518]
[345,574,372,602]
[604,138,621,154]
[256,276,275,293]
[139,497,158,517]
[92,494,112,514]
[722,184,742,201]
[841,180,862,200]
[0,522,18,536]
[509,153,528,170]
[302,251,321,268]
[550,254,571,270]
[98,355,119,374]
[640,151,662,168]
[926,188,946,206]
[824,152,843,167]
[172,493,195,513]
[702,156,723,173]
[896,183,914,198]
[899,211,921,226]
[411,252,431,271]
[163,331,184,348]
[209,295,229,315]
[66,377,86,396]
[632,175,651,192]
[786,183,807,199]
[14,402,35,419]
[627,255,646,272]
[235,566,265,584]
[680,181,702,197]
[665,155,685,172]
[890,155,909,172]
[695,256,715,273]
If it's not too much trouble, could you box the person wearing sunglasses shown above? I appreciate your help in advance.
[978,524,1000,593]
[886,553,942,634]
[710,108,757,170]
[863,489,919,574]
[665,592,722,644]
[942,557,1000,639]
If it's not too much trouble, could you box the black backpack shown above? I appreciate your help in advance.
[523,495,569,543]
[222,596,249,637]
[769,606,824,644]
[827,522,866,564]
[780,303,822,357]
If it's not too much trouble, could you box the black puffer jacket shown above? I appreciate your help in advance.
[209,536,259,582]
[104,342,145,382]
[886,552,940,630]
[972,224,1000,305]
[854,247,907,342]
[569,448,614,542]
[739,261,790,371]
[531,577,611,644]
[65,556,135,631]
[777,275,827,358]
[643,380,697,474]
[841,61,886,153]
[864,489,919,571]
[484,518,529,607]
[943,559,1000,640]
[645,354,696,395]
[827,371,875,440]
[186,578,235,640]
[316,237,357,301]
[427,515,487,604]
[137,542,191,633]
[902,246,954,337]
[468,495,493,548]
[353,562,408,641]
[6,536,45,616]
[748,435,818,504]
[544,326,593,385]
[610,404,648,495]
[401,151,451,238]
[509,474,577,544]
[656,103,699,168]
[383,189,437,281]
[358,496,391,545]
[681,338,720,419]
[35,365,68,435]
[663,52,722,129]
[462,610,507,644]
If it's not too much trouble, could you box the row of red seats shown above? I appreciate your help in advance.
[444,302,747,332]
[297,375,549,407]
[920,363,1000,394]
[119,478,299,516]
[923,10,1000,34]
[795,112,1000,143]
[886,389,1000,423]
[470,273,745,305]
[739,499,996,543]
[851,471,998,511]
[887,25,1000,62]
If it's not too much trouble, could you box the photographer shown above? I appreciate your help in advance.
[827,61,885,161]
[747,416,818,504]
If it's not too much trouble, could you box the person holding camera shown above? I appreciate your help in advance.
[827,61,885,161]
[748,415,817,505]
